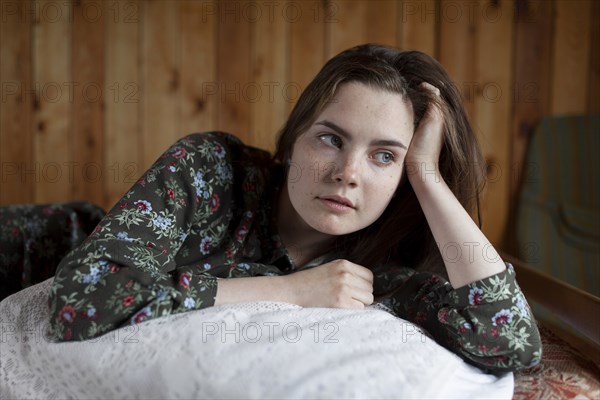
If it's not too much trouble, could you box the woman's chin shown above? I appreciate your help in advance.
[307,220,362,237]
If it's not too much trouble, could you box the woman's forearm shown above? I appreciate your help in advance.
[214,275,293,306]
[214,260,375,308]
[408,163,506,288]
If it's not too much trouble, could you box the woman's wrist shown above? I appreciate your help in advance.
[405,160,443,188]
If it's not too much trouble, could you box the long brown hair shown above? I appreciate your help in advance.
[274,44,486,275]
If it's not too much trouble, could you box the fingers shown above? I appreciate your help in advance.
[351,287,375,307]
[329,259,374,307]
[417,82,444,125]
[420,81,441,96]
[293,259,375,309]
[331,259,374,283]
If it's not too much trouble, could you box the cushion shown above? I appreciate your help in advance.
[0,202,105,300]
[0,279,514,399]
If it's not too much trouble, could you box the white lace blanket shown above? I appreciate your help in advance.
[0,279,513,399]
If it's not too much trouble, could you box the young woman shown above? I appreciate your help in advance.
[49,44,541,372]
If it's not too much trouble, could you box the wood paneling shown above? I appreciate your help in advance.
[217,0,252,142]
[438,0,478,120]
[0,0,33,204]
[32,0,72,203]
[141,1,181,167]
[588,0,600,113]
[329,1,368,57]
[72,0,105,204]
[399,0,437,56]
[365,0,398,46]
[327,0,396,54]
[288,1,325,115]
[474,0,514,245]
[1,0,598,251]
[551,0,592,114]
[103,0,141,210]
[506,0,555,255]
[251,1,288,153]
[181,0,217,134]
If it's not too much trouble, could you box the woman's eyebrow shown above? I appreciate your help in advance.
[315,120,407,150]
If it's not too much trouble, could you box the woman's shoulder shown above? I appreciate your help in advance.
[177,131,264,151]
[174,132,273,165]
[179,131,241,145]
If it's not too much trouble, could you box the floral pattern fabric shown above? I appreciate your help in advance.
[48,132,541,373]
[374,264,542,372]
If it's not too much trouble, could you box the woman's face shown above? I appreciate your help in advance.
[286,81,415,236]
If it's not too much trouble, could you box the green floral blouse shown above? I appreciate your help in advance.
[48,132,541,373]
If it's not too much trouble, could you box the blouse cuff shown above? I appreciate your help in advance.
[440,263,543,371]
[181,272,219,311]
[450,262,516,309]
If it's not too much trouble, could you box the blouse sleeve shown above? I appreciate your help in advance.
[48,132,239,341]
[376,263,542,373]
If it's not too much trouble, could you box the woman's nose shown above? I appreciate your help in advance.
[330,156,359,186]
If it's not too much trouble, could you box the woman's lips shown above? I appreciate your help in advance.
[318,196,355,212]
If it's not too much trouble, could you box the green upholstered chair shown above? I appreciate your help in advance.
[516,114,600,296]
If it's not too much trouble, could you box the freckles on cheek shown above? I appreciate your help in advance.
[290,181,313,197]
[383,188,395,198]
[386,173,401,197]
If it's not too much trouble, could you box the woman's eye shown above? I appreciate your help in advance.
[320,134,342,148]
[374,152,395,164]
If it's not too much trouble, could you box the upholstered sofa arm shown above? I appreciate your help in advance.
[0,202,105,301]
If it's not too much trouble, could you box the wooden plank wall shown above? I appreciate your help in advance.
[1,0,598,252]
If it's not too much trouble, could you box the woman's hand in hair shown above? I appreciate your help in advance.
[405,82,445,181]
[283,259,374,309]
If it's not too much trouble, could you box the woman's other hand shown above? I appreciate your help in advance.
[405,82,445,171]
[284,259,374,309]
